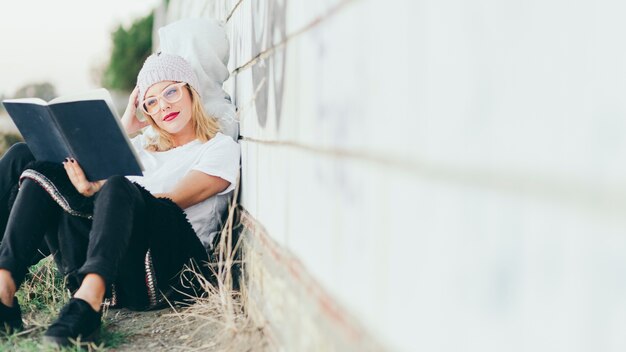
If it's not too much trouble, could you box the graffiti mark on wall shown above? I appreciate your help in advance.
[250,0,287,129]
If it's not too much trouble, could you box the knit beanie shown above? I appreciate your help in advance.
[136,52,201,105]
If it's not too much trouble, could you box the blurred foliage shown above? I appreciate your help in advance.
[102,12,154,91]
[1,82,57,115]
[0,133,24,155]
[3,133,23,147]
[13,82,57,101]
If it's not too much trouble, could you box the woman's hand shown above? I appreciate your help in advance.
[120,86,150,135]
[63,158,106,197]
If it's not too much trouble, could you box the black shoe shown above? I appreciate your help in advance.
[43,298,101,347]
[0,297,23,334]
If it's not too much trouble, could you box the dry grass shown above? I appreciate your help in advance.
[151,179,269,352]
[154,274,267,352]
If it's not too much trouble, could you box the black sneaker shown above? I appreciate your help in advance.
[43,298,102,347]
[0,297,23,334]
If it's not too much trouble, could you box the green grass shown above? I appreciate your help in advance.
[17,257,68,314]
[0,257,128,351]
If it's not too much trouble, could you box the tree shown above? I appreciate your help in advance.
[13,82,57,101]
[101,12,154,91]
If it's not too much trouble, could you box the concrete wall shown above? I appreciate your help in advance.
[160,1,626,351]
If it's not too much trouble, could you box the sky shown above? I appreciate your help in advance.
[0,0,162,97]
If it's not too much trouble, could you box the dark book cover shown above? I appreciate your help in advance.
[2,89,144,181]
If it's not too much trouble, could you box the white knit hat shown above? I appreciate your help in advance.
[136,52,201,105]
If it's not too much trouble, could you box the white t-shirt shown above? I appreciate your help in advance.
[126,132,240,246]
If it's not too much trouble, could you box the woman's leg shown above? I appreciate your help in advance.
[0,143,50,262]
[0,178,62,295]
[45,176,208,345]
[43,176,147,345]
[74,176,149,310]
[0,178,62,332]
[45,213,91,294]
[0,143,35,230]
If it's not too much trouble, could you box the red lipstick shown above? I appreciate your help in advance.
[163,112,179,122]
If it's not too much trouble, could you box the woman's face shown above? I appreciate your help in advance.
[143,80,194,135]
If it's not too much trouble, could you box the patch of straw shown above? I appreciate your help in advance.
[154,177,269,352]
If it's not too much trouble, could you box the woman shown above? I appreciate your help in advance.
[0,50,240,346]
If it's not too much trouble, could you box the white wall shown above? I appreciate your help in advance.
[163,1,626,351]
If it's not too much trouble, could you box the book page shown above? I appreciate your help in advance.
[2,97,48,105]
[48,88,112,105]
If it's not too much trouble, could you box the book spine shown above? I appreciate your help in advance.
[48,106,76,159]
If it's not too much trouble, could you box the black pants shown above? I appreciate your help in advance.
[0,143,48,265]
[0,143,210,310]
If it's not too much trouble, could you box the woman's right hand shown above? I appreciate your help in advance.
[63,158,106,197]
[121,86,150,135]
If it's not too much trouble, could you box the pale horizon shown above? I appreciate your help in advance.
[0,0,162,98]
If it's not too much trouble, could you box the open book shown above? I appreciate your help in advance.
[2,88,144,181]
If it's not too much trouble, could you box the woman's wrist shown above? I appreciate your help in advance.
[121,109,134,133]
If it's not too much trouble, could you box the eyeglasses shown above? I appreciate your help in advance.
[141,82,187,115]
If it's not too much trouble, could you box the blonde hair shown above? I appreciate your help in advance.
[143,85,220,151]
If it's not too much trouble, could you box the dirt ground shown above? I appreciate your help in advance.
[103,300,268,352]
[105,308,205,351]
[0,294,266,352]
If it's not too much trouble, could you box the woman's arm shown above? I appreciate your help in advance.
[63,159,230,205]
[120,86,150,135]
[154,170,230,209]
